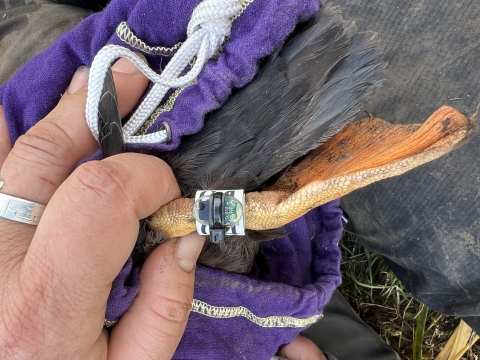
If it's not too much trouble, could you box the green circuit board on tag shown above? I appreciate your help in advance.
[224,196,242,224]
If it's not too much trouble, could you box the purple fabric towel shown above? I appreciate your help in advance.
[177,201,343,359]
[0,0,321,152]
[0,0,345,357]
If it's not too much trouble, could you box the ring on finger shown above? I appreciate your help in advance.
[0,179,45,226]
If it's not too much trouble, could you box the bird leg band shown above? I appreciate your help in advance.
[149,106,475,239]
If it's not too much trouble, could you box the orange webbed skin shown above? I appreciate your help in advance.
[149,106,474,238]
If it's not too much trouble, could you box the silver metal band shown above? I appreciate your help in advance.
[0,192,45,226]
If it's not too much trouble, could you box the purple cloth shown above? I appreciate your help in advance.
[107,257,140,320]
[177,201,343,359]
[0,0,345,357]
[0,0,321,152]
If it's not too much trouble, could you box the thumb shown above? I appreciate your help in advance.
[278,335,328,360]
[109,233,206,359]
[0,57,149,205]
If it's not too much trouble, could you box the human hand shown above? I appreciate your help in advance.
[0,59,205,359]
[277,335,328,360]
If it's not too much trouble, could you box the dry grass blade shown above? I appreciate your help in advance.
[340,233,480,360]
[435,321,479,360]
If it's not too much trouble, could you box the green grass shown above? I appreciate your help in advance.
[339,233,480,360]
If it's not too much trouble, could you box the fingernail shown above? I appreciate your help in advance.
[67,66,89,94]
[175,232,206,272]
[112,53,146,74]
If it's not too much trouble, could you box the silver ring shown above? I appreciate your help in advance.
[0,180,45,226]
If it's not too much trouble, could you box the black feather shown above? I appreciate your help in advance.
[98,68,125,157]
[98,68,150,265]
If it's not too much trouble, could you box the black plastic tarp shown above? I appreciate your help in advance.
[333,0,480,332]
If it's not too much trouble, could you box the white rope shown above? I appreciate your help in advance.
[85,0,243,145]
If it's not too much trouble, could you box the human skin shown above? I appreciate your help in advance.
[0,58,205,359]
[279,335,328,360]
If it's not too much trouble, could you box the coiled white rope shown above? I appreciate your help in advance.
[85,0,243,145]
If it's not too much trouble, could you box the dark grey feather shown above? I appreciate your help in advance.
[158,5,383,196]
[98,68,125,157]
[98,68,151,264]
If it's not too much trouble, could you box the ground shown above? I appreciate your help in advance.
[340,233,480,360]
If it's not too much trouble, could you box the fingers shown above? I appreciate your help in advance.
[0,106,12,166]
[0,57,149,205]
[278,335,328,360]
[108,233,206,360]
[0,58,149,273]
[14,154,180,352]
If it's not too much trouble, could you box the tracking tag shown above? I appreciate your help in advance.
[193,190,246,242]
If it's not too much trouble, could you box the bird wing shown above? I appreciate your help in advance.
[158,4,384,196]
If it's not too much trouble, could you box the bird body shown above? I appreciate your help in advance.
[145,6,472,274]
[139,5,385,272]
[158,6,383,196]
